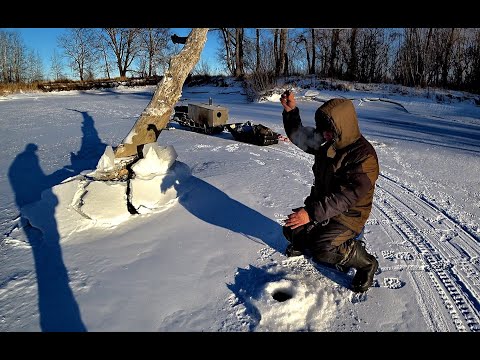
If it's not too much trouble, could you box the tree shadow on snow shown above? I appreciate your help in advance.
[6,109,107,331]
[161,162,355,312]
[161,167,285,254]
[66,109,109,172]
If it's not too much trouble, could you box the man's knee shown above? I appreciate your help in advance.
[283,225,306,243]
[311,250,345,266]
[283,226,293,242]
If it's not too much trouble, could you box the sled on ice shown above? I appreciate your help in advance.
[171,101,285,146]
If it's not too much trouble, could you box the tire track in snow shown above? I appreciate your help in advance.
[372,194,456,331]
[369,199,452,331]
[380,174,480,298]
[269,142,448,329]
[267,142,480,330]
[406,270,450,331]
[374,174,480,331]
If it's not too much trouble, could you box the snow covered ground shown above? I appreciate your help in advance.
[1,80,479,332]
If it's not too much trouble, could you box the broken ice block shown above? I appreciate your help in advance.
[96,145,115,172]
[132,143,177,179]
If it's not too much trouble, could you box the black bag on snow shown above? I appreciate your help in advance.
[227,121,279,146]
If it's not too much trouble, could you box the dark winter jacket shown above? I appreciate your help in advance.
[283,99,379,235]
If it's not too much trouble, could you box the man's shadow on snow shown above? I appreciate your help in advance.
[8,144,87,331]
[6,110,105,331]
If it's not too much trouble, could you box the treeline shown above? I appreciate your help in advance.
[0,31,44,83]
[226,28,480,94]
[55,28,173,81]
[1,28,479,94]
[0,28,174,84]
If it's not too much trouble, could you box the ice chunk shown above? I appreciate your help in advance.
[80,181,130,226]
[130,161,191,213]
[21,180,94,241]
[96,145,115,172]
[132,143,177,179]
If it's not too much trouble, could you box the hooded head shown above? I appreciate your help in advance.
[315,99,361,150]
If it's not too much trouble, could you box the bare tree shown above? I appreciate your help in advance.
[219,28,235,75]
[280,29,288,76]
[272,29,289,76]
[139,28,171,77]
[393,28,438,87]
[49,49,64,81]
[29,50,44,82]
[114,28,208,158]
[0,31,7,82]
[313,29,331,77]
[358,28,389,83]
[441,28,456,87]
[255,29,261,72]
[465,29,480,91]
[240,31,269,70]
[58,28,97,81]
[294,33,310,74]
[218,28,245,77]
[273,29,281,76]
[420,28,434,87]
[292,29,315,75]
[95,30,114,79]
[346,28,358,81]
[235,28,245,77]
[1,31,14,82]
[310,28,317,75]
[192,59,212,76]
[11,32,27,82]
[103,28,142,79]
[0,30,46,83]
[287,28,319,75]
[328,29,340,78]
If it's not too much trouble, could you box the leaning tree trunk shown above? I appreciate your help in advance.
[114,28,209,158]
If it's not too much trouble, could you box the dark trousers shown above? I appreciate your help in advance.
[283,220,356,266]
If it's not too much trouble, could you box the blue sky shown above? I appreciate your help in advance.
[6,28,222,78]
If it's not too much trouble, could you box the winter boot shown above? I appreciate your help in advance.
[343,241,378,293]
[285,243,303,257]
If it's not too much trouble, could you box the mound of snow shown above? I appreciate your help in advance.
[21,144,191,242]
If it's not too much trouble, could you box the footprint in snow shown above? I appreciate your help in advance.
[225,144,239,152]
[193,144,212,149]
[383,277,404,289]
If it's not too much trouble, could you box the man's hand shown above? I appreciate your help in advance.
[280,90,296,112]
[285,207,310,229]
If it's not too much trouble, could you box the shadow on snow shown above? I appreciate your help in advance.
[7,109,107,331]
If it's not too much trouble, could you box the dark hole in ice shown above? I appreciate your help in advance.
[272,290,293,302]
